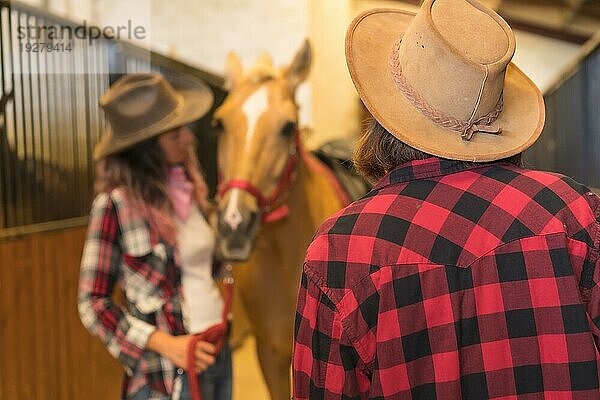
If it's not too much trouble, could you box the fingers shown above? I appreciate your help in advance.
[195,359,212,373]
[194,353,215,372]
[196,341,216,355]
[185,146,198,168]
[195,348,216,366]
[172,337,217,373]
[194,341,216,372]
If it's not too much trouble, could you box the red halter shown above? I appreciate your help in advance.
[217,130,302,224]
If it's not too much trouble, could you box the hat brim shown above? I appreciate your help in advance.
[94,74,214,161]
[346,8,545,162]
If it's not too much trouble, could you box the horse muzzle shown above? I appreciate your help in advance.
[215,206,261,262]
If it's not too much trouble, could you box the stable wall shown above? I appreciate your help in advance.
[15,0,582,147]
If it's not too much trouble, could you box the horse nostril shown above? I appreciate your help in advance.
[247,211,259,227]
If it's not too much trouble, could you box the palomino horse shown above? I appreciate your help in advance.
[213,41,353,399]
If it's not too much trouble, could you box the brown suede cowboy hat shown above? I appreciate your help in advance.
[346,0,545,162]
[93,72,214,161]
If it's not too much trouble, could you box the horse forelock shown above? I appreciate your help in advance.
[245,64,280,85]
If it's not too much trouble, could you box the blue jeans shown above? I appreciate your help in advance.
[180,343,232,400]
[131,343,232,400]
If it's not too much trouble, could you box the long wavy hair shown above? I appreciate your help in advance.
[353,118,522,185]
[94,136,210,244]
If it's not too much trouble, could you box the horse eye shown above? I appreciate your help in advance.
[280,122,296,137]
[212,118,224,132]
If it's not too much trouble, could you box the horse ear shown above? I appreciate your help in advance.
[225,52,243,90]
[284,39,311,93]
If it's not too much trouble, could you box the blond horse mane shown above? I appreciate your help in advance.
[244,53,280,84]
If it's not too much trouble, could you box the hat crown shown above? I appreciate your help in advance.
[100,73,182,139]
[397,0,515,122]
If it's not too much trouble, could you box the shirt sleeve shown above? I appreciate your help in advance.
[583,196,600,351]
[293,268,370,399]
[77,193,156,375]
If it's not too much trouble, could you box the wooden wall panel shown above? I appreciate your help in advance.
[0,226,122,400]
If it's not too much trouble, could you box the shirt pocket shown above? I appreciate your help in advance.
[122,243,169,314]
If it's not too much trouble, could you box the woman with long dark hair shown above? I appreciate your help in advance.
[78,73,231,400]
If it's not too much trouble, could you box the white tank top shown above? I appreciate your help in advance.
[176,206,224,334]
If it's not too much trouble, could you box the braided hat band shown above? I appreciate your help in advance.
[389,39,503,142]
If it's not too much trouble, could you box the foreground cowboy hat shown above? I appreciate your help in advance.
[345,0,545,162]
[94,72,214,160]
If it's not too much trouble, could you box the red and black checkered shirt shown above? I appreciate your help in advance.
[293,157,600,399]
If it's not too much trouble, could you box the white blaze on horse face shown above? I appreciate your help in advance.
[241,86,269,152]
[223,188,244,231]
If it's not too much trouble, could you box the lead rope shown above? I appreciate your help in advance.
[186,263,234,400]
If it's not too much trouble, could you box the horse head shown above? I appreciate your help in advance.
[214,40,311,262]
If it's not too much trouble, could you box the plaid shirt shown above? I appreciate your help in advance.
[294,157,600,399]
[78,188,188,400]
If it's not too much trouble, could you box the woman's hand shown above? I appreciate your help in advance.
[147,331,216,373]
[184,146,211,212]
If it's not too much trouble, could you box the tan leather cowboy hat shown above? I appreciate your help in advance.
[346,0,545,162]
[93,72,214,160]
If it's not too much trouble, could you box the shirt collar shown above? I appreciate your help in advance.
[371,157,510,191]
